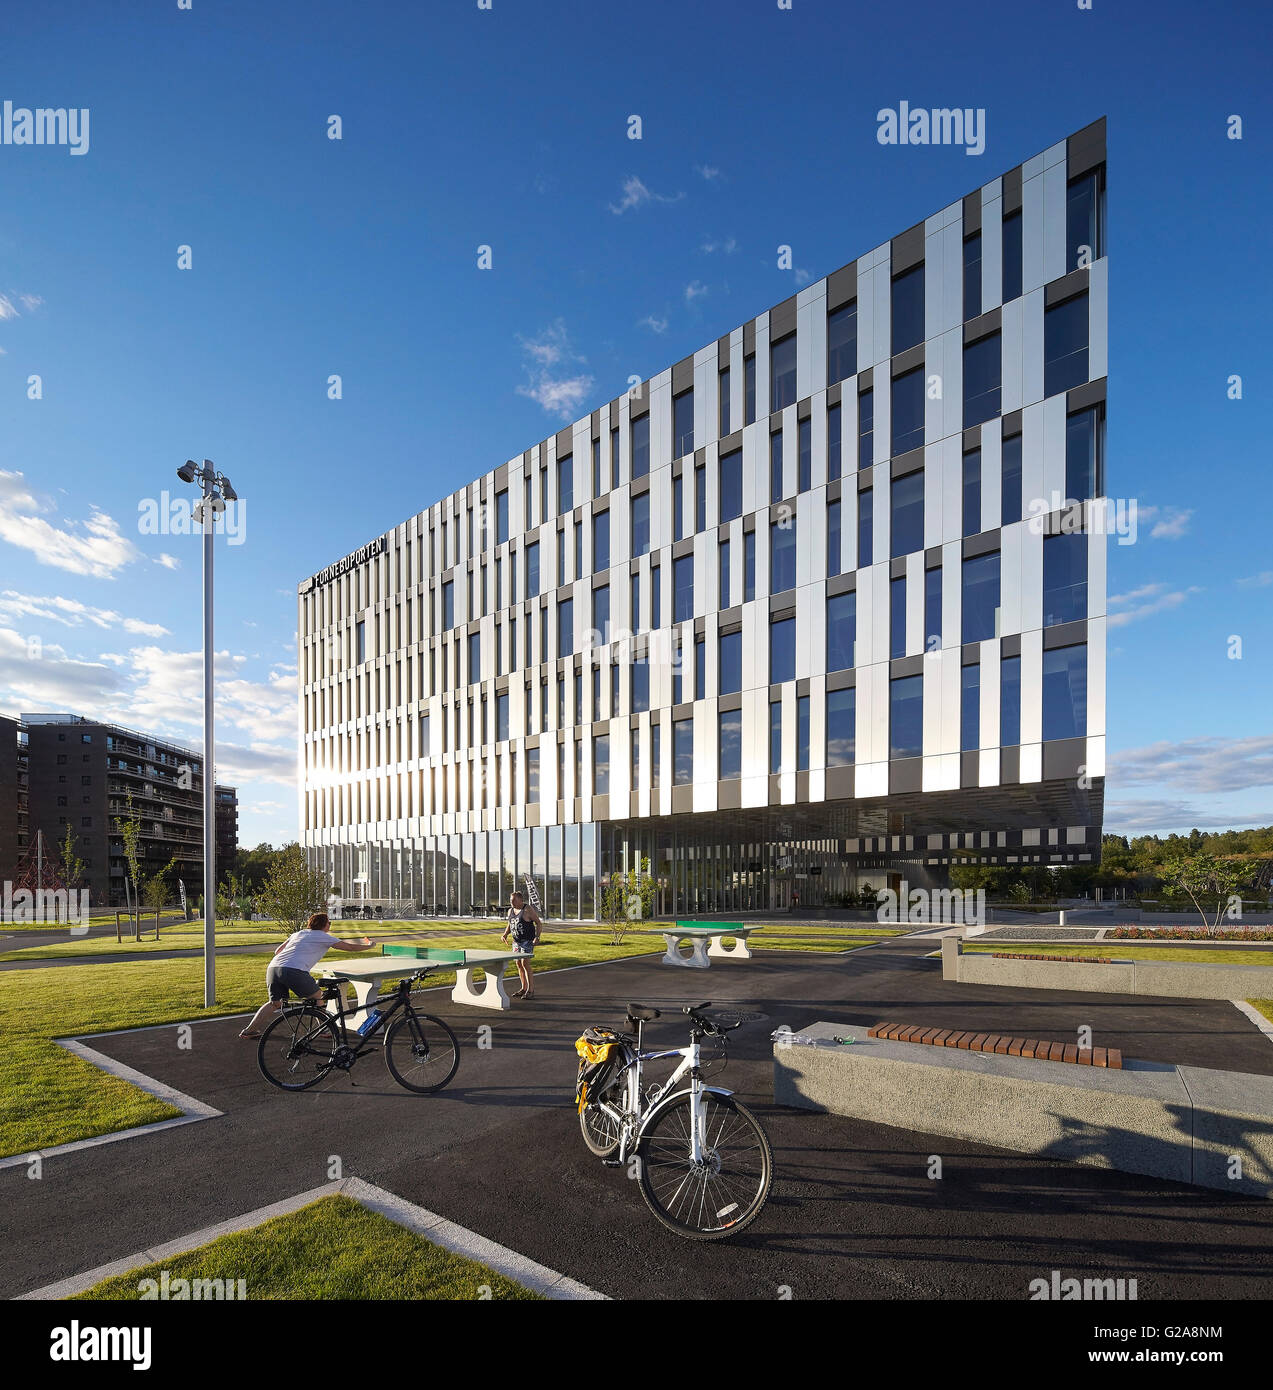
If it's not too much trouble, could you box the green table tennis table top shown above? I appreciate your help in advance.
[651,921,755,934]
[380,943,516,963]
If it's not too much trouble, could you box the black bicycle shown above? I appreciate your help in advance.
[257,969,460,1094]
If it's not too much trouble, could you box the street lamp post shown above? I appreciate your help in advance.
[176,459,239,1007]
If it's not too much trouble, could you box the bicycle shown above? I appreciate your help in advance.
[257,969,460,1094]
[577,1001,773,1240]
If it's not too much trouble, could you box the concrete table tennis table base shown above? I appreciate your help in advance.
[321,946,519,1023]
[648,923,758,969]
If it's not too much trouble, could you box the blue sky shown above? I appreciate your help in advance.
[0,0,1269,847]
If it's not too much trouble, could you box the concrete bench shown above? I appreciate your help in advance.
[868,1021,1122,1068]
[774,1020,1273,1198]
[646,922,760,969]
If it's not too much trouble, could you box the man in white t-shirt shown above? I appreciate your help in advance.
[239,911,373,1039]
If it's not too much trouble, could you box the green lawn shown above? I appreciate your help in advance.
[1248,1000,1273,1026]
[71,1194,540,1301]
[962,943,1273,966]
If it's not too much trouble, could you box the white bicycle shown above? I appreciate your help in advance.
[577,1002,773,1240]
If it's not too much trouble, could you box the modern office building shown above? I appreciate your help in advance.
[5,714,238,907]
[298,120,1107,916]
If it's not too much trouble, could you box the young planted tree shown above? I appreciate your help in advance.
[114,792,144,941]
[59,823,87,893]
[257,843,334,936]
[598,855,658,945]
[1159,854,1250,934]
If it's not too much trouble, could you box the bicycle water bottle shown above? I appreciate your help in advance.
[355,1009,382,1037]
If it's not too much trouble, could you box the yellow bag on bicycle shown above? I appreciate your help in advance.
[575,1027,621,1113]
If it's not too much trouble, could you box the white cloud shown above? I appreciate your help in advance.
[0,590,168,637]
[1238,571,1273,588]
[699,236,738,255]
[0,627,126,708]
[515,320,595,420]
[1109,735,1273,795]
[793,269,812,286]
[0,471,140,579]
[695,164,722,181]
[684,280,708,303]
[0,295,17,321]
[638,314,668,334]
[155,553,180,571]
[1135,505,1193,540]
[19,293,42,312]
[1105,798,1273,835]
[1106,581,1202,628]
[607,175,684,215]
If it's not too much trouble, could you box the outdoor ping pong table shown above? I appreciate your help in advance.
[320,943,519,1022]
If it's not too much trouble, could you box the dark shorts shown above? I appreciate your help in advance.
[512,938,535,957]
[267,965,320,1001]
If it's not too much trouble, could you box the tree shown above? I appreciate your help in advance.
[256,843,333,936]
[1160,853,1250,933]
[58,823,86,893]
[598,856,658,945]
[114,792,144,941]
[218,870,248,923]
[142,856,179,914]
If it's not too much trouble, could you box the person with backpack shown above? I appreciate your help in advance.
[501,890,542,999]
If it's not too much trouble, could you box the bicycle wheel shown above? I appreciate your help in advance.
[258,1007,343,1091]
[579,1075,627,1157]
[383,1011,460,1094]
[636,1092,773,1240]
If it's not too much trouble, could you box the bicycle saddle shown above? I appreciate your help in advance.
[626,1003,661,1022]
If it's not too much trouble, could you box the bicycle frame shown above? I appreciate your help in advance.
[599,1019,734,1164]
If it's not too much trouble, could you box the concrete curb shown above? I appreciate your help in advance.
[18,1177,607,1301]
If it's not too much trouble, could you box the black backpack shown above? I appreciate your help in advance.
[574,1026,624,1112]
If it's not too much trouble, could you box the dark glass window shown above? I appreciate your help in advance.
[525,541,539,597]
[827,499,842,578]
[827,402,842,482]
[1066,169,1104,271]
[695,465,706,534]
[719,448,743,522]
[827,592,856,671]
[963,232,982,321]
[1043,645,1087,741]
[633,659,649,713]
[441,583,454,631]
[961,663,980,752]
[673,389,694,458]
[891,366,924,456]
[592,510,610,571]
[889,675,924,759]
[890,575,907,659]
[526,746,540,802]
[1000,654,1021,746]
[770,432,784,502]
[557,597,574,657]
[496,490,509,544]
[891,265,925,354]
[771,333,797,411]
[651,722,660,788]
[744,354,756,424]
[770,617,796,683]
[1044,532,1088,626]
[962,449,981,536]
[630,572,641,632]
[355,620,366,663]
[673,474,685,542]
[744,531,756,602]
[592,585,610,644]
[827,302,857,384]
[769,701,782,772]
[962,551,1000,643]
[891,470,924,557]
[798,418,812,492]
[631,492,650,557]
[673,719,693,785]
[651,563,661,625]
[611,428,619,486]
[468,631,481,682]
[1002,210,1022,303]
[718,710,741,780]
[631,414,650,479]
[673,555,694,622]
[963,333,1001,428]
[719,367,731,436]
[826,688,855,766]
[420,713,431,756]
[770,519,796,593]
[924,566,942,652]
[797,694,810,771]
[719,538,731,608]
[497,692,510,742]
[594,734,610,795]
[558,455,573,514]
[592,437,602,497]
[858,389,874,469]
[1044,294,1089,397]
[1066,407,1103,502]
[719,630,742,694]
[858,488,873,566]
[694,635,705,700]
[1001,433,1023,525]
